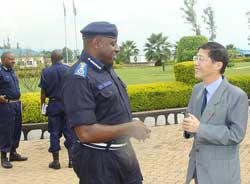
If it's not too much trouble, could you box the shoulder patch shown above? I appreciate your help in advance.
[74,63,88,78]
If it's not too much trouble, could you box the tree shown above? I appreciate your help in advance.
[226,44,241,59]
[226,44,236,50]
[6,37,11,49]
[246,11,250,45]
[41,50,52,66]
[62,47,73,63]
[176,35,208,62]
[202,5,217,41]
[73,49,81,61]
[181,0,201,35]
[116,40,139,63]
[144,33,172,70]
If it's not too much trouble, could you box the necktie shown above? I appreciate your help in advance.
[201,88,207,115]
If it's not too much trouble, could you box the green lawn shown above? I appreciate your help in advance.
[225,62,250,76]
[19,62,250,93]
[115,65,175,85]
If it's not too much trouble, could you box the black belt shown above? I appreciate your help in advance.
[49,98,61,101]
[76,140,127,151]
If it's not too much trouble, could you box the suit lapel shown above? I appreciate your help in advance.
[200,78,229,123]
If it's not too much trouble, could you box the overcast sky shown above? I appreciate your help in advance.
[1,0,250,53]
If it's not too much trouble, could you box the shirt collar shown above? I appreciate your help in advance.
[52,61,62,65]
[204,76,223,97]
[0,64,12,72]
[80,51,104,71]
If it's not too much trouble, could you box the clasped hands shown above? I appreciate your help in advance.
[182,113,200,133]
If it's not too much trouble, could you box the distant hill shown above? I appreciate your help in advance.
[0,48,41,57]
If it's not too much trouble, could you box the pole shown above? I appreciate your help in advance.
[63,2,69,64]
[73,0,78,60]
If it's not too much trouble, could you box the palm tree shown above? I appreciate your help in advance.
[116,40,139,63]
[144,33,172,68]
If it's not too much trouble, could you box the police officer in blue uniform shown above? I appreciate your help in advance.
[62,21,151,184]
[39,50,74,169]
[0,52,28,169]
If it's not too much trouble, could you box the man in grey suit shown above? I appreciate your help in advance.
[183,42,249,184]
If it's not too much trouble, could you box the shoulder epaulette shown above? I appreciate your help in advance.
[73,63,88,78]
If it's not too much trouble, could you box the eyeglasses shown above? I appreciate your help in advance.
[193,55,206,62]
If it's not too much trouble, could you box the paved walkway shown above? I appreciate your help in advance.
[1,122,250,184]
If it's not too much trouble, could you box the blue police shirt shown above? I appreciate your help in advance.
[0,64,20,99]
[39,61,69,100]
[62,51,132,135]
[63,52,143,182]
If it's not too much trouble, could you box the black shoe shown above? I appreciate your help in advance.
[1,158,13,169]
[9,152,28,162]
[68,160,73,168]
[49,160,61,169]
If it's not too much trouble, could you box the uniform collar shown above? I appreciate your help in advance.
[80,51,104,72]
[0,64,12,72]
[52,61,62,65]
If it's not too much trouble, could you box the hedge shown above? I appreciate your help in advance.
[20,82,192,124]
[16,69,41,78]
[174,61,250,95]
[228,75,250,95]
[21,92,47,123]
[230,57,250,62]
[174,61,200,85]
[128,82,192,112]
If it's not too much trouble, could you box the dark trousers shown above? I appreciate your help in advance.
[48,113,73,154]
[0,101,22,153]
[72,142,143,184]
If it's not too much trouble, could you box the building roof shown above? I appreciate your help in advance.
[236,48,250,55]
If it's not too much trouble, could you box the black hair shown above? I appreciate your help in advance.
[199,42,229,74]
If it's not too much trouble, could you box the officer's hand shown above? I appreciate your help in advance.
[0,95,7,104]
[130,120,151,141]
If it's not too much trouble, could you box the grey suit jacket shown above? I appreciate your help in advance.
[185,78,249,184]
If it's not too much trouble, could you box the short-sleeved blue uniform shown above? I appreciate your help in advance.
[62,52,143,184]
[0,64,22,153]
[39,61,74,154]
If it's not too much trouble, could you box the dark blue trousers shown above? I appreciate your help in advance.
[47,101,74,154]
[0,101,22,153]
[48,113,73,153]
[72,141,143,184]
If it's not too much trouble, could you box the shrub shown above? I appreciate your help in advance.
[21,92,47,124]
[176,35,208,62]
[174,62,250,95]
[112,63,123,69]
[228,75,250,96]
[230,57,250,62]
[16,69,41,78]
[174,61,200,85]
[128,82,192,112]
[21,82,192,123]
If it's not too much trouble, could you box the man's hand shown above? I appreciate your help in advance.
[182,113,200,133]
[0,95,7,104]
[129,120,151,141]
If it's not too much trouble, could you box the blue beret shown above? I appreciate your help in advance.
[80,21,118,39]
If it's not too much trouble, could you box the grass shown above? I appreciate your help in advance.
[225,62,250,76]
[19,62,250,93]
[115,64,175,85]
